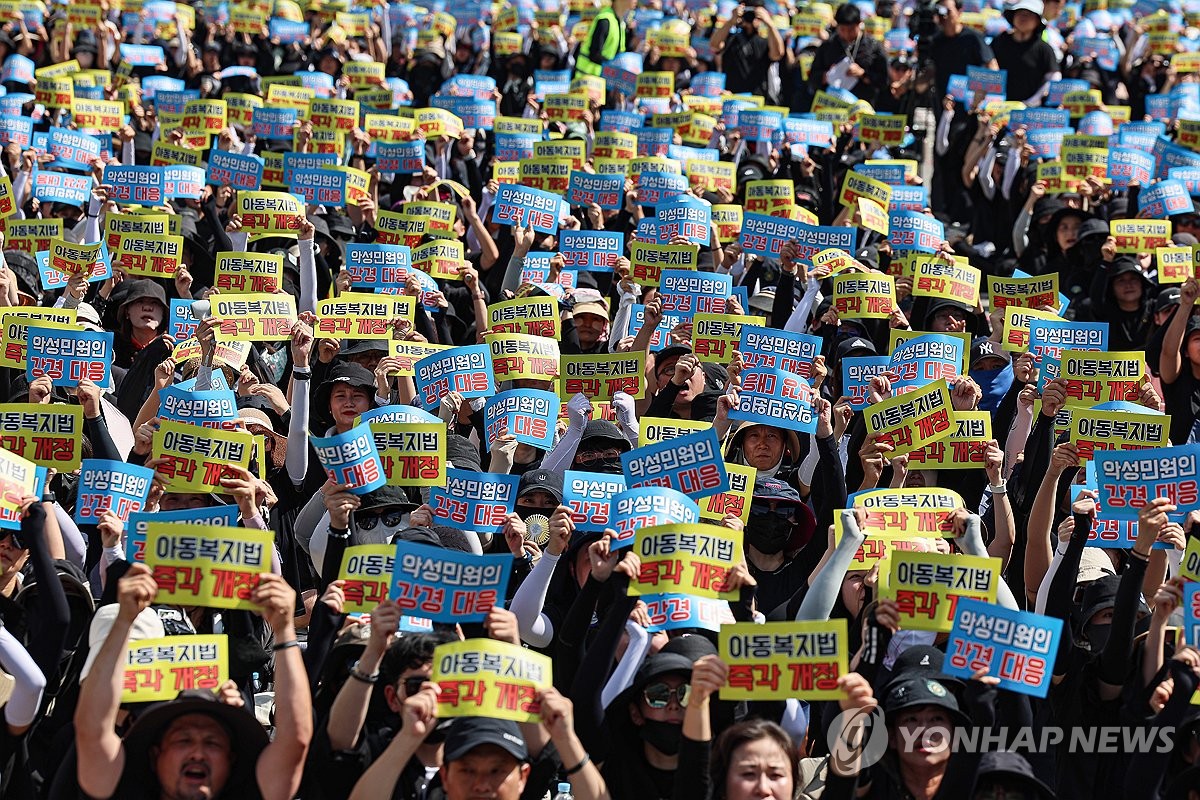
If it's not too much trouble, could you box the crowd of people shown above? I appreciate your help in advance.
[0,0,1198,797]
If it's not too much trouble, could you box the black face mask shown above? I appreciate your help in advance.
[746,512,793,555]
[1084,622,1111,654]
[580,457,623,475]
[639,719,683,756]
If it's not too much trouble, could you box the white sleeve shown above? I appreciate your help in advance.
[0,628,44,728]
[601,621,650,708]
[508,551,560,647]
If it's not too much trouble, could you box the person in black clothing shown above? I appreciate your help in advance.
[990,0,1060,102]
[805,3,888,106]
[742,478,818,617]
[1159,280,1200,442]
[711,0,785,102]
[1085,254,1157,352]
[927,0,997,101]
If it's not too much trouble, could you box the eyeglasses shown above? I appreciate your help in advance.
[575,448,624,466]
[643,683,690,709]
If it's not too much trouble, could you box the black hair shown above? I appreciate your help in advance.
[379,631,455,686]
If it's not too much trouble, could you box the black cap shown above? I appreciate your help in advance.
[883,644,965,691]
[883,677,969,726]
[313,361,376,416]
[446,434,483,472]
[970,337,1011,369]
[391,525,441,547]
[972,751,1055,799]
[1156,287,1182,313]
[340,339,389,356]
[358,484,418,515]
[1076,572,1120,630]
[580,419,632,452]
[1187,316,1200,340]
[1073,216,1109,242]
[752,476,803,504]
[444,717,529,763]
[517,469,563,503]
[925,299,972,327]
[835,336,877,361]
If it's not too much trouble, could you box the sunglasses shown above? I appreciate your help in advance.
[401,676,428,696]
[357,509,410,530]
[643,683,690,709]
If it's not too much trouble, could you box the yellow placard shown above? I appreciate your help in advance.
[859,113,906,147]
[487,296,560,339]
[559,351,646,401]
[1111,220,1171,254]
[413,238,466,280]
[851,487,966,509]
[495,115,543,137]
[686,160,736,194]
[403,200,457,233]
[316,293,414,339]
[640,417,711,444]
[214,252,283,293]
[543,92,587,123]
[700,461,755,525]
[181,99,227,133]
[72,98,123,132]
[0,448,37,513]
[1001,306,1061,352]
[1060,349,1146,407]
[309,97,359,132]
[150,421,254,493]
[911,258,981,307]
[337,544,394,614]
[712,205,744,243]
[630,241,698,286]
[719,620,849,701]
[261,151,285,188]
[485,333,561,383]
[344,60,385,87]
[237,191,304,236]
[0,312,77,370]
[0,404,83,471]
[145,523,272,609]
[864,379,955,458]
[224,92,262,129]
[988,274,1059,310]
[414,107,464,138]
[150,141,202,167]
[171,338,252,370]
[626,523,742,599]
[533,138,586,169]
[0,174,15,219]
[1156,246,1194,284]
[48,238,106,280]
[693,313,760,364]
[121,635,227,703]
[36,75,74,109]
[833,272,896,319]
[364,113,415,142]
[906,411,992,470]
[4,218,62,254]
[1069,407,1168,463]
[112,233,182,278]
[385,341,450,377]
[431,638,552,723]
[745,179,793,214]
[636,71,675,98]
[839,170,892,210]
[371,423,447,487]
[212,294,297,341]
[879,551,1000,632]
[858,197,889,235]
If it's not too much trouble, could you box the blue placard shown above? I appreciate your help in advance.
[47,126,102,170]
[0,54,33,85]
[0,466,45,531]
[1045,78,1090,108]
[567,170,624,209]
[1029,319,1108,390]
[252,107,300,141]
[967,66,1007,96]
[124,505,241,562]
[889,209,945,253]
[159,385,239,428]
[1096,444,1200,521]
[559,229,624,273]
[104,165,165,206]
[141,76,185,101]
[269,18,310,44]
[842,355,892,410]
[624,303,680,351]
[656,196,711,245]
[690,72,726,98]
[32,169,91,205]
[427,468,519,534]
[621,427,729,499]
[162,165,206,200]
[1026,128,1072,160]
[947,74,970,104]
[290,167,347,205]
[345,243,412,289]
[739,212,858,261]
[599,109,644,133]
[610,486,700,549]
[1077,110,1113,136]
[155,89,199,117]
[494,132,537,162]
[600,63,639,98]
[492,183,561,234]
[533,69,570,87]
[642,593,725,632]
[432,95,495,130]
[1187,583,1200,647]
[1157,137,1200,178]
[312,422,388,495]
[413,344,495,409]
[33,250,68,291]
[75,459,155,524]
[1072,36,1119,71]
[1169,165,1200,196]
[376,140,427,174]
[298,71,335,96]
[944,598,1062,698]
[1139,178,1195,218]
[119,44,166,67]
[855,163,906,186]
[281,151,339,184]
[1107,147,1155,190]
[483,389,559,449]
[390,538,513,621]
[26,327,113,387]
[206,149,264,190]
[0,116,32,149]
[667,144,718,163]
[175,371,232,392]
[737,109,783,143]
[659,269,731,318]
[739,326,822,379]
[889,185,929,212]
[1009,107,1071,130]
[782,116,835,149]
[1068,484,1153,549]
[633,127,674,158]
[889,334,963,392]
[730,367,819,434]
[562,469,628,533]
[359,405,443,426]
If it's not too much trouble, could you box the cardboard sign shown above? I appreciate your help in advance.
[833,273,896,319]
[1059,350,1145,407]
[0,404,82,470]
[413,345,495,409]
[610,486,700,549]
[312,422,387,495]
[75,459,154,524]
[879,551,1001,632]
[144,524,273,610]
[563,470,627,533]
[622,427,728,499]
[25,326,112,387]
[485,333,561,383]
[864,379,955,458]
[626,522,741,599]
[1070,407,1168,463]
[483,390,559,450]
[730,368,818,433]
[719,620,848,701]
[212,294,297,341]
[214,252,283,293]
[150,420,253,493]
[121,635,227,704]
[369,422,446,487]
[431,638,550,723]
[988,274,1059,310]
[560,352,645,401]
[428,469,519,534]
[944,599,1062,698]
[907,412,992,470]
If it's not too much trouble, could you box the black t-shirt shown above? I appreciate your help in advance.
[929,29,994,99]
[990,33,1059,101]
[723,30,771,97]
[1162,367,1200,444]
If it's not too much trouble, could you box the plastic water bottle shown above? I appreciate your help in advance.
[554,781,573,800]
